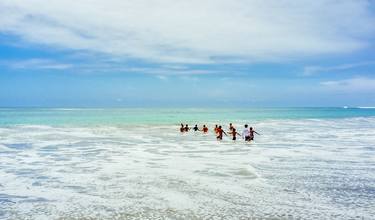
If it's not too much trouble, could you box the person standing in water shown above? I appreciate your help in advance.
[229,128,241,141]
[216,125,227,140]
[184,124,190,132]
[229,123,234,132]
[242,124,251,141]
[193,124,200,131]
[202,125,208,133]
[249,127,260,141]
[214,125,219,134]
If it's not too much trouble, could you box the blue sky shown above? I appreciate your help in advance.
[1,0,375,107]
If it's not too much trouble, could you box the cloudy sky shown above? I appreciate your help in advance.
[1,0,375,107]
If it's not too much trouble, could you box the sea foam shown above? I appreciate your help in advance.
[0,118,374,219]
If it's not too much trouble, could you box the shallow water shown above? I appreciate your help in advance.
[1,115,375,219]
[1,107,375,126]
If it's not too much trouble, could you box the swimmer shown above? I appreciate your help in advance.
[193,124,199,131]
[184,124,190,132]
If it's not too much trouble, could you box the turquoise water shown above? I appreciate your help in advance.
[1,107,375,219]
[1,107,375,125]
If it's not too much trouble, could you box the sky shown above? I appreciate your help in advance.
[0,0,375,107]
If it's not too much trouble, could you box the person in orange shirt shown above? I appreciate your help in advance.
[216,125,227,140]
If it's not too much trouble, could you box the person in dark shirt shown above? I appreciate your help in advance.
[229,128,241,141]
[249,127,260,140]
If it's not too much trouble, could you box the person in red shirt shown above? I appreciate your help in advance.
[214,125,219,134]
[202,125,208,133]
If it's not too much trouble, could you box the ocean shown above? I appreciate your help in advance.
[0,108,374,219]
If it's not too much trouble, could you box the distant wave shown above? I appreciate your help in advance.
[341,106,375,109]
[357,106,375,109]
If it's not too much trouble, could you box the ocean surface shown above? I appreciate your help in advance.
[0,108,374,219]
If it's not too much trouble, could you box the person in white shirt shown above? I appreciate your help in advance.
[242,124,251,141]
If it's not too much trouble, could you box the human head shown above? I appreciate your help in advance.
[203,125,206,127]
[219,126,222,129]
[250,127,253,130]
[244,124,248,128]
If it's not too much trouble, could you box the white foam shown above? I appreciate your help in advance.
[0,118,374,219]
[357,106,375,109]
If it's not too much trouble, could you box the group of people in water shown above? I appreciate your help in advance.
[179,123,260,141]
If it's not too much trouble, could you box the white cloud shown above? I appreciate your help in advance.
[303,61,375,76]
[0,58,72,70]
[0,0,374,64]
[126,67,219,75]
[320,77,375,92]
[62,62,217,75]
